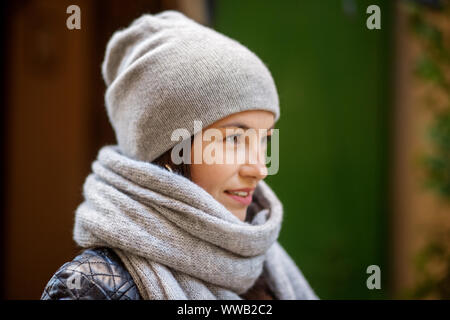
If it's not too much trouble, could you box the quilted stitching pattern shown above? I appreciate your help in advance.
[41,247,142,300]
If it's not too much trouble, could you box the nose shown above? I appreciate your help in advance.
[239,142,268,181]
[239,161,268,181]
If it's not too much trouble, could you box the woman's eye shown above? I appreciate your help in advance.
[225,134,240,144]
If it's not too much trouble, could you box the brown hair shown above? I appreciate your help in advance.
[152,137,193,180]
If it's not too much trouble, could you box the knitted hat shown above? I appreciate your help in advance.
[102,10,280,162]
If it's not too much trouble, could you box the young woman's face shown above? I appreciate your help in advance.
[190,110,274,221]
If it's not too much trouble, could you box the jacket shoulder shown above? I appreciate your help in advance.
[41,247,141,300]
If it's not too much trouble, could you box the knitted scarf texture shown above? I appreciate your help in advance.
[73,145,318,300]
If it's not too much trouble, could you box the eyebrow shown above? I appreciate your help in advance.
[218,122,275,130]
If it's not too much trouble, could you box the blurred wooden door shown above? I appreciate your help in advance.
[1,0,195,299]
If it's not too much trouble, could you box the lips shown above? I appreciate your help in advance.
[224,188,255,206]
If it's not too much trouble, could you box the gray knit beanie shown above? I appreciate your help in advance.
[102,10,280,162]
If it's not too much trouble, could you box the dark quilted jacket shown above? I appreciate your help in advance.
[41,247,142,300]
[41,246,276,300]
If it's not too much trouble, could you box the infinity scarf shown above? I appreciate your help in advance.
[73,145,318,300]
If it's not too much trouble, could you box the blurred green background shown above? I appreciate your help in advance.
[213,0,393,299]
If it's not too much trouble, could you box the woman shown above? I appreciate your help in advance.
[41,10,318,300]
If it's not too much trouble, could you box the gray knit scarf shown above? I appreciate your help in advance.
[73,145,318,300]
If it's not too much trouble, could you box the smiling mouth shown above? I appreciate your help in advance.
[224,190,253,205]
[225,190,250,197]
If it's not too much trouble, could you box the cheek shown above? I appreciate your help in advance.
[190,163,236,198]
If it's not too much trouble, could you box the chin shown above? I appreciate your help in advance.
[231,210,246,222]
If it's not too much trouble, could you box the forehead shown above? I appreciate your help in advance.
[208,110,275,130]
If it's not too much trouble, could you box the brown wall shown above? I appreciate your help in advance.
[390,1,450,297]
[2,0,208,299]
